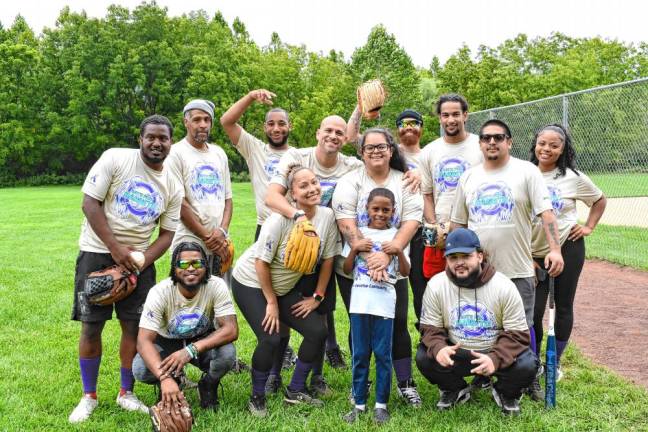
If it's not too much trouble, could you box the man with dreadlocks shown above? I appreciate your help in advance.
[133,242,239,411]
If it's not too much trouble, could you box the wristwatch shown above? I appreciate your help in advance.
[292,210,306,221]
[312,293,325,302]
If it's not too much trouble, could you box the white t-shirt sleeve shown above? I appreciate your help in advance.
[332,173,359,220]
[420,277,444,327]
[450,177,469,225]
[211,278,236,318]
[321,214,342,260]
[139,285,166,332]
[500,279,530,332]
[159,181,182,232]
[401,181,424,222]
[82,149,117,201]
[235,129,259,160]
[222,150,233,200]
[255,214,284,264]
[270,149,301,189]
[528,165,553,216]
[576,171,603,207]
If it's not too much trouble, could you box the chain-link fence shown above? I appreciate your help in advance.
[465,77,648,270]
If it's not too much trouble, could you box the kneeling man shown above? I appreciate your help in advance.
[415,228,537,416]
[134,242,238,410]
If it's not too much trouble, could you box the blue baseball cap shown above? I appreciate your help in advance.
[444,228,481,256]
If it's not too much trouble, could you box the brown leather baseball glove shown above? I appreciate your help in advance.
[149,399,193,432]
[357,79,386,119]
[84,265,137,306]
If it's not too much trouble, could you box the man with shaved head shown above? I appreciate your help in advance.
[264,114,364,395]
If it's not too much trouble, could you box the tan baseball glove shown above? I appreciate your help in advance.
[212,239,235,276]
[149,399,193,432]
[284,220,321,274]
[357,79,386,119]
[84,265,137,306]
[422,222,450,249]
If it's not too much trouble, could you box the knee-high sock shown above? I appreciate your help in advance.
[251,368,269,396]
[556,339,568,363]
[325,311,338,350]
[80,356,101,395]
[529,327,537,355]
[393,357,411,383]
[120,367,134,393]
[288,359,313,392]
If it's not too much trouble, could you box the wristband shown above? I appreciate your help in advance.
[313,293,324,302]
[218,227,229,238]
[185,343,198,359]
[292,210,306,221]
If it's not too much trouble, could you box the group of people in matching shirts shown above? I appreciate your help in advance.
[68,90,607,425]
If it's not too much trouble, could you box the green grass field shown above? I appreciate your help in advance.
[1,184,647,431]
[589,173,648,198]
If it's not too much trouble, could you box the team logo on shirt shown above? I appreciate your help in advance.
[434,157,471,192]
[407,162,417,170]
[264,156,281,181]
[451,301,497,340]
[114,176,163,224]
[190,164,224,202]
[319,179,338,207]
[547,185,564,215]
[356,194,401,228]
[167,308,211,339]
[469,182,514,223]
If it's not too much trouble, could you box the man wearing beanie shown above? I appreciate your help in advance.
[415,228,537,416]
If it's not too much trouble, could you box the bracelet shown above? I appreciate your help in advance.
[185,343,198,359]
[218,227,229,238]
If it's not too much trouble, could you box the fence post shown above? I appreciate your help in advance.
[562,96,569,128]
[489,110,495,119]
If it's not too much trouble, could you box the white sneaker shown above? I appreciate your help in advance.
[116,391,149,414]
[69,395,98,423]
[556,367,564,382]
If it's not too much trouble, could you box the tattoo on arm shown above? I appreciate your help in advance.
[547,221,560,246]
[215,315,237,329]
[350,109,361,142]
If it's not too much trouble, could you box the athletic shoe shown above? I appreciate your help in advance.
[248,394,267,418]
[265,373,282,395]
[526,364,545,401]
[471,375,492,390]
[492,387,521,416]
[343,407,365,424]
[436,386,471,411]
[284,388,324,407]
[69,395,98,423]
[282,345,297,370]
[556,366,564,382]
[231,358,251,374]
[325,347,347,369]
[309,374,332,397]
[116,391,149,414]
[396,378,422,407]
[198,375,220,410]
[373,407,390,425]
[348,380,372,405]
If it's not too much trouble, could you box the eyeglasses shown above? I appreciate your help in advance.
[397,120,421,128]
[176,259,206,270]
[479,133,509,143]
[362,143,390,153]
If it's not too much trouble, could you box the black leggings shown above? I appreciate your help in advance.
[232,277,328,371]
[408,227,428,323]
[337,274,411,360]
[533,238,585,346]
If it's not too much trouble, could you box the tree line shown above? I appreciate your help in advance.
[1,2,646,184]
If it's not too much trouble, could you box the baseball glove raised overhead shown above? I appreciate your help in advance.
[357,79,386,119]
[422,222,450,249]
[283,220,320,274]
[84,265,137,306]
[149,399,193,432]
[212,239,235,277]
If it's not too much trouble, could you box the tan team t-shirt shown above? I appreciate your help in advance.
[420,134,483,222]
[400,147,421,170]
[166,139,232,251]
[232,207,341,295]
[139,276,236,339]
[271,147,364,207]
[236,130,291,225]
[451,157,552,279]
[79,148,182,253]
[420,271,528,351]
[531,168,603,257]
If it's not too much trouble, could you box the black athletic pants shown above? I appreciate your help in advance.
[231,277,327,371]
[408,227,428,324]
[337,274,411,361]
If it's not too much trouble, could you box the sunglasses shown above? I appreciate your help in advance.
[176,259,206,270]
[397,120,421,128]
[479,133,509,143]
[362,143,391,153]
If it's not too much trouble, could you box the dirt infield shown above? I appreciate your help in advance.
[570,259,648,388]
[577,197,648,227]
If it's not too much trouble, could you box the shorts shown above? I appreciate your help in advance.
[71,251,156,322]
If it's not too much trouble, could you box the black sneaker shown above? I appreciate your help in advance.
[198,375,220,410]
[231,358,251,374]
[265,373,282,395]
[309,374,332,397]
[284,387,324,407]
[526,375,544,402]
[492,387,521,416]
[437,385,471,410]
[282,345,297,370]
[471,375,492,390]
[343,407,365,424]
[248,394,267,418]
[348,380,372,405]
[396,378,422,407]
[325,347,347,369]
[373,407,390,425]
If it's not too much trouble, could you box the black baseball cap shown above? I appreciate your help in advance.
[444,228,481,256]
[396,109,423,126]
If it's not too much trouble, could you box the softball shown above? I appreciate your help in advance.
[131,251,145,269]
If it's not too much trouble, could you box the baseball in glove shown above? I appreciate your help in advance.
[211,239,235,277]
[357,79,386,119]
[149,399,193,432]
[283,220,321,274]
[422,222,449,249]
[84,265,137,306]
